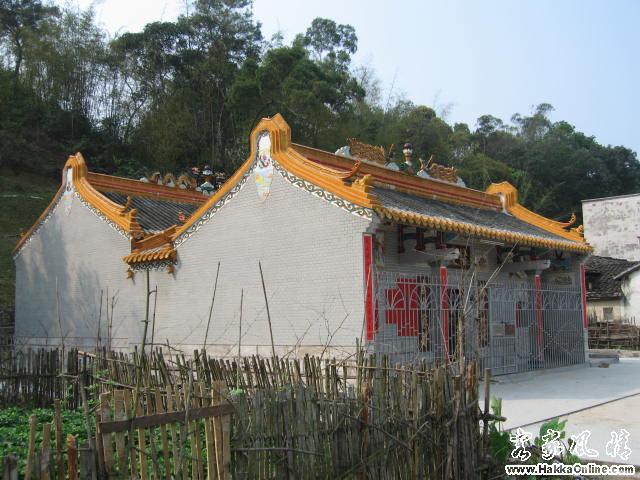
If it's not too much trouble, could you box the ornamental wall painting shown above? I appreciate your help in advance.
[63,166,74,215]
[254,131,274,202]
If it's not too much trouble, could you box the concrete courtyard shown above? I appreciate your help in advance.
[484,358,640,466]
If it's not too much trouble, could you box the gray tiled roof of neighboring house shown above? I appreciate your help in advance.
[101,191,201,233]
[584,255,640,300]
[373,186,577,244]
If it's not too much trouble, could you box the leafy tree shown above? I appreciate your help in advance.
[0,0,58,79]
[297,17,357,66]
[0,1,637,224]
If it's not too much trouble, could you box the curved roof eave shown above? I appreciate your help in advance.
[13,153,143,256]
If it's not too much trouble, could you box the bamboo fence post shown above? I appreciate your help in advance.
[3,454,19,480]
[122,390,139,480]
[202,383,216,480]
[67,435,77,480]
[98,393,115,477]
[40,422,51,480]
[25,414,37,480]
[78,442,95,480]
[154,387,171,479]
[53,400,63,480]
[482,368,491,458]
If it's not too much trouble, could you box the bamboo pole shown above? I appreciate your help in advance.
[258,261,276,359]
[203,262,221,350]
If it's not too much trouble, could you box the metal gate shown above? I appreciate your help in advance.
[371,269,586,374]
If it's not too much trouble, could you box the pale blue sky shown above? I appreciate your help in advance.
[77,0,640,154]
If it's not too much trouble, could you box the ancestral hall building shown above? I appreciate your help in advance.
[14,115,592,374]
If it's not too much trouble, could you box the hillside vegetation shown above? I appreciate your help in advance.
[0,170,58,306]
[1,0,639,306]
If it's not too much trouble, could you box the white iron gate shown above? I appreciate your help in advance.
[370,270,585,374]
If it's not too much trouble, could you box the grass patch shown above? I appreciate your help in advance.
[0,169,58,308]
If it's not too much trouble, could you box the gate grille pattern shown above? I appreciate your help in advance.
[371,270,585,374]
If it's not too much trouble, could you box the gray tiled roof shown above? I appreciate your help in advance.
[373,187,576,244]
[585,255,640,300]
[101,191,200,233]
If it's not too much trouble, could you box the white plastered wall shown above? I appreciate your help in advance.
[144,167,372,357]
[583,194,640,261]
[620,271,640,321]
[586,299,625,321]
[14,191,145,350]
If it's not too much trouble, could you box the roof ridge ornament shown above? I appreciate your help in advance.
[559,212,577,229]
[118,196,132,214]
[338,160,362,181]
[347,138,394,167]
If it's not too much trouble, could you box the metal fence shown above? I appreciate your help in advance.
[370,269,586,374]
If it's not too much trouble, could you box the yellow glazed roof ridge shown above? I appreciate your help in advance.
[292,143,503,210]
[375,206,592,253]
[295,143,590,246]
[13,153,144,254]
[171,113,589,252]
[87,171,206,205]
[486,182,588,244]
[171,113,379,241]
[67,153,144,239]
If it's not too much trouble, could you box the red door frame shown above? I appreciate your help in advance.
[363,234,375,341]
[580,263,588,329]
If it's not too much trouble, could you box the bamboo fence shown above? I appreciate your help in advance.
[0,345,492,479]
[588,316,640,350]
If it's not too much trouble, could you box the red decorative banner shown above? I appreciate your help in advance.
[363,234,375,341]
[580,263,588,329]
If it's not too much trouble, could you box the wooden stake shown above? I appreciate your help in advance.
[25,415,37,480]
[67,435,77,480]
[237,289,243,389]
[483,368,491,457]
[54,400,63,480]
[40,423,51,480]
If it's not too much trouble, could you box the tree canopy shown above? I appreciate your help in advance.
[0,0,638,220]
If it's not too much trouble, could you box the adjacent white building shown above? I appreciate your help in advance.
[583,193,640,261]
[584,255,639,320]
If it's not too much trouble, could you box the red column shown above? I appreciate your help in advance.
[363,234,375,341]
[535,274,544,359]
[440,266,449,359]
[580,263,588,329]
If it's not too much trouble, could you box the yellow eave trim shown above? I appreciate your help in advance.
[68,153,143,238]
[377,207,592,253]
[123,246,176,264]
[13,153,143,255]
[486,182,588,245]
